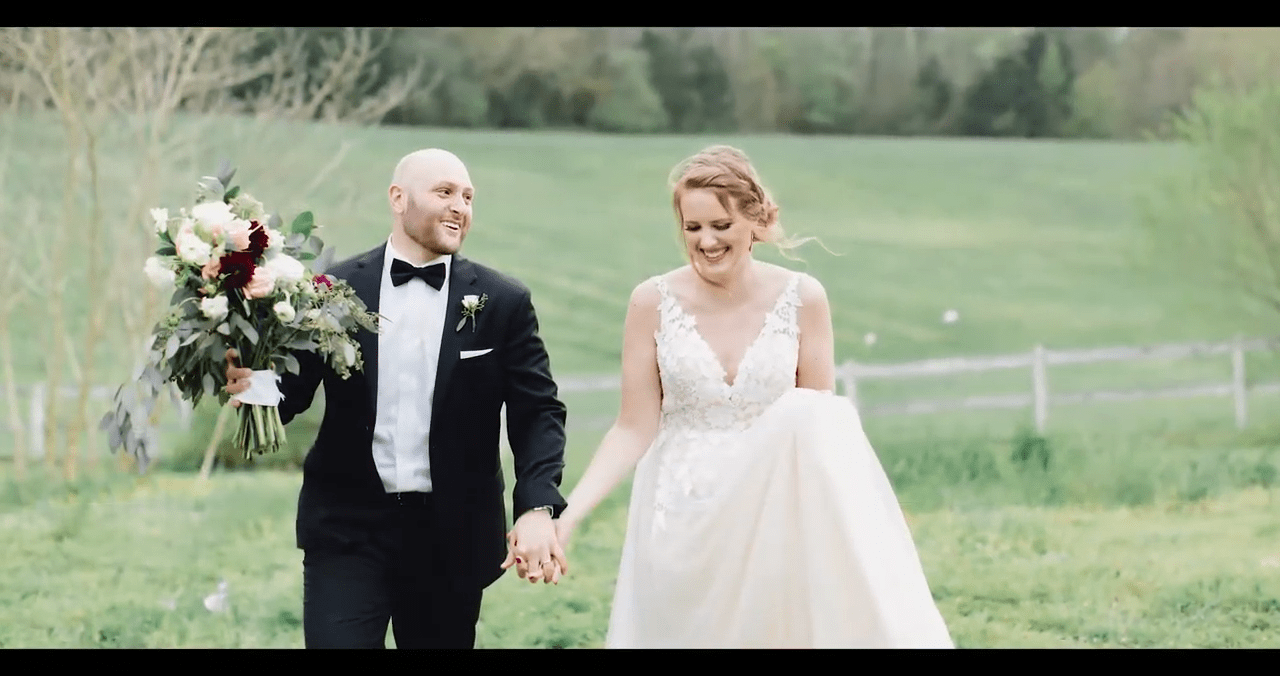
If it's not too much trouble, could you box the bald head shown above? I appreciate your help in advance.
[388,148,475,262]
[391,148,470,190]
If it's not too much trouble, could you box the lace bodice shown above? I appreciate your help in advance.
[647,271,802,530]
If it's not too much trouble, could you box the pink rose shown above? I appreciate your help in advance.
[201,256,221,280]
[243,266,276,299]
[223,219,252,252]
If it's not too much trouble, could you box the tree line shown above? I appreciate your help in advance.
[239,27,1280,140]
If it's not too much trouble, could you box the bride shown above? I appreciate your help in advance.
[548,145,953,648]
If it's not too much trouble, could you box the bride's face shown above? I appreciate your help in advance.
[678,188,756,282]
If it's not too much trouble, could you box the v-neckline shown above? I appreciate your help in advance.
[666,276,795,389]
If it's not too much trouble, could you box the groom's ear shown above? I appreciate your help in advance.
[389,184,405,213]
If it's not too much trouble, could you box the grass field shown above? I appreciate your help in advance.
[4,111,1280,648]
[2,467,1277,649]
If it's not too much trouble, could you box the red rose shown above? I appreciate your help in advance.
[246,220,269,258]
[313,274,333,289]
[220,250,257,290]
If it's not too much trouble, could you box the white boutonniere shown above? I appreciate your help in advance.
[456,293,488,332]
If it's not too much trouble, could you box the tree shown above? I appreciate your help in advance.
[0,27,426,480]
[1138,78,1280,325]
[588,49,669,133]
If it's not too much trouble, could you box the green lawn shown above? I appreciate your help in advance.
[3,468,1277,648]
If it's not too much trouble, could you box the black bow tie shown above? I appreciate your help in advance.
[390,258,446,290]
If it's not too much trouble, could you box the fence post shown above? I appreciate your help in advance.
[1032,344,1048,434]
[1233,334,1247,429]
[29,381,44,460]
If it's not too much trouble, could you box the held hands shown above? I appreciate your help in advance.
[501,509,570,585]
[223,349,253,408]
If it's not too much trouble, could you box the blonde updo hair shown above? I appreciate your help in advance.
[668,145,816,260]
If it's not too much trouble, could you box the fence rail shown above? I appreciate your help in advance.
[5,335,1280,457]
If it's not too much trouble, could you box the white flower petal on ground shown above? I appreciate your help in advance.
[203,580,229,613]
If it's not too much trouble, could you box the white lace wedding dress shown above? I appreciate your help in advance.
[605,272,954,649]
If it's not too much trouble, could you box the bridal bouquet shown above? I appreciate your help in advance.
[101,164,379,471]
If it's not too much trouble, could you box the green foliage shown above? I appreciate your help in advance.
[587,49,669,133]
[960,30,1077,138]
[1137,78,1280,318]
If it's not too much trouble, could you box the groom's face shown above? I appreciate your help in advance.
[400,161,474,257]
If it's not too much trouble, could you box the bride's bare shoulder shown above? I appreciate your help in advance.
[629,266,689,312]
[795,271,828,301]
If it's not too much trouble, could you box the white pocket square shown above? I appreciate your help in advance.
[459,348,493,360]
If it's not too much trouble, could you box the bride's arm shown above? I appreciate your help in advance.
[557,280,664,534]
[796,274,837,393]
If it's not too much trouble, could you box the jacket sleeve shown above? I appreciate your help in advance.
[500,285,569,519]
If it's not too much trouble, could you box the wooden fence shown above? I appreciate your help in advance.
[557,335,1280,434]
[5,335,1280,458]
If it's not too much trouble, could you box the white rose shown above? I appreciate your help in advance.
[143,256,176,289]
[462,294,480,310]
[201,296,229,322]
[190,201,235,238]
[266,228,285,255]
[150,208,169,235]
[175,225,212,265]
[273,301,296,323]
[265,253,306,284]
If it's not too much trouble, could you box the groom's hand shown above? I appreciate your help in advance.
[501,509,568,584]
[224,349,253,408]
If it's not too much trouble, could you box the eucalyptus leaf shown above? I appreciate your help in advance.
[268,213,282,230]
[181,332,201,347]
[314,246,336,273]
[157,244,177,257]
[108,421,122,451]
[165,334,179,359]
[224,186,240,201]
[216,160,235,187]
[231,312,259,345]
[286,339,319,351]
[203,372,215,397]
[284,353,300,375]
[291,211,315,237]
[197,175,225,199]
[217,322,231,336]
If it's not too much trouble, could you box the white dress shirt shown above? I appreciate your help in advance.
[372,238,449,493]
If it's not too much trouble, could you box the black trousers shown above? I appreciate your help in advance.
[301,492,483,649]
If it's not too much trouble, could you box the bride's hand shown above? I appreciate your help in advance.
[554,517,578,552]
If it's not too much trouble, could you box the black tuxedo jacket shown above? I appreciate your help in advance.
[276,243,568,591]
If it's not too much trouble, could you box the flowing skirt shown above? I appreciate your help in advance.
[606,388,954,648]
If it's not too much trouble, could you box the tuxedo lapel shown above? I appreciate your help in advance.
[432,255,479,430]
[345,244,386,412]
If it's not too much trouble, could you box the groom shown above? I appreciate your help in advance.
[224,148,569,649]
